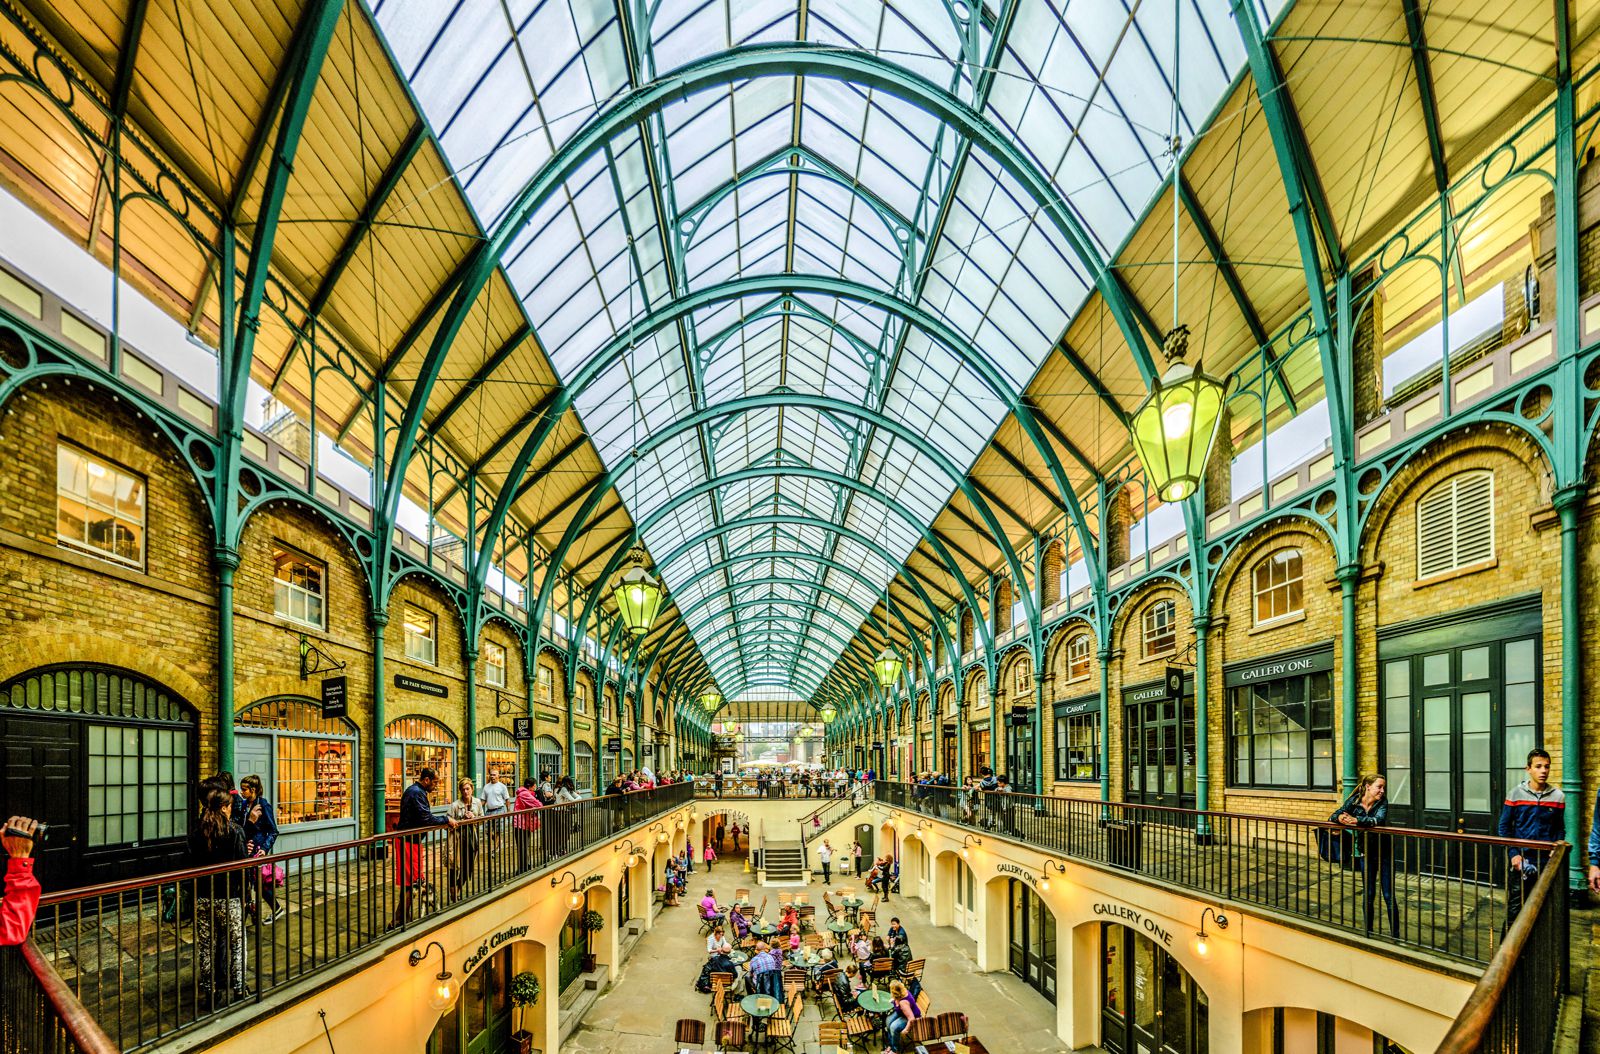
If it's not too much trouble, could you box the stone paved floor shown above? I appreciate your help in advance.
[565,872,1066,1053]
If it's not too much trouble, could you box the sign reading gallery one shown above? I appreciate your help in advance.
[1092,902,1172,946]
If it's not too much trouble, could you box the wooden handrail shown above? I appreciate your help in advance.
[39,782,692,907]
[879,780,1560,851]
[1433,842,1568,1053]
[18,939,119,1054]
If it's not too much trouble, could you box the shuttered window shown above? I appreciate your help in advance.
[1416,471,1494,579]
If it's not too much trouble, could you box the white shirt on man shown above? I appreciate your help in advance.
[480,779,512,812]
[818,844,832,863]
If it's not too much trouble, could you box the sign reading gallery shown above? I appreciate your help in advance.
[1092,902,1172,946]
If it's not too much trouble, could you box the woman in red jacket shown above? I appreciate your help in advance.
[1,815,41,945]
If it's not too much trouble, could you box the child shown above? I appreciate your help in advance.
[704,840,716,871]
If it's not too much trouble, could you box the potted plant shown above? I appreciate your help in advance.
[509,972,540,1054]
[579,909,605,972]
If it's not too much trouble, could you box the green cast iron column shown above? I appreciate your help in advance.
[371,612,388,835]
[1192,614,1211,824]
[215,551,239,777]
[1337,566,1361,796]
[464,649,478,786]
[1097,648,1113,803]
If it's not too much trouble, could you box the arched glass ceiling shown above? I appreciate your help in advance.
[373,0,1284,700]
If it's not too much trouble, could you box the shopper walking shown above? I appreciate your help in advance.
[239,774,283,924]
[817,840,833,884]
[480,768,512,857]
[189,786,250,1004]
[388,767,457,931]
[1497,748,1565,925]
[512,777,542,872]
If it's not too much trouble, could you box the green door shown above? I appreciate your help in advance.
[427,948,513,1054]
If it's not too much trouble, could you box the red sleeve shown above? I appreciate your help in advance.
[0,858,41,946]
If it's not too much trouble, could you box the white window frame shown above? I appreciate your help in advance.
[575,682,589,715]
[1142,600,1177,659]
[402,604,437,665]
[536,665,553,705]
[273,548,326,629]
[483,640,507,688]
[1251,548,1305,627]
[1066,634,1092,682]
[56,443,146,569]
[1416,470,1495,580]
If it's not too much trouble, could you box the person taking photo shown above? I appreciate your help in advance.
[1,816,41,945]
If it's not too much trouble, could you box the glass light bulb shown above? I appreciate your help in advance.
[961,847,969,860]
[1165,480,1194,501]
[1162,400,1194,440]
[1195,933,1209,957]
[1040,877,1050,893]
[429,975,457,1010]
[629,586,644,603]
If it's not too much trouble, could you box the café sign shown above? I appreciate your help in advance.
[463,924,529,974]
[1092,902,1172,946]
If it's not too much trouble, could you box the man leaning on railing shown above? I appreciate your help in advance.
[0,816,41,945]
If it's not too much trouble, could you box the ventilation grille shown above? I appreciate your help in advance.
[1417,470,1494,579]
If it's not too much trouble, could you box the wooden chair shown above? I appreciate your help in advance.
[777,891,794,906]
[899,957,925,983]
[803,932,825,950]
[822,892,840,920]
[698,910,724,935]
[868,956,895,987]
[830,990,877,1046]
[796,904,817,930]
[714,1019,748,1051]
[764,996,797,1053]
[782,967,807,991]
[709,972,733,1012]
[674,1019,706,1045]
[856,910,876,933]
[735,887,751,902]
[816,1020,848,1053]
[904,1011,969,1044]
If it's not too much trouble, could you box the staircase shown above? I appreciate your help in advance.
[762,841,806,884]
[799,791,868,850]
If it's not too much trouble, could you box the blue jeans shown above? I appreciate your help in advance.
[886,1012,909,1051]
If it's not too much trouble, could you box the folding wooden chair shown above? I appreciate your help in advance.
[796,904,817,930]
[822,892,840,920]
[856,910,876,933]
[782,967,807,991]
[714,1019,748,1051]
[816,1021,848,1054]
[868,956,895,987]
[735,887,751,902]
[803,932,825,949]
[674,1019,707,1045]
[830,990,877,1047]
[777,891,794,906]
[764,997,797,1053]
[900,957,925,983]
[915,989,931,1015]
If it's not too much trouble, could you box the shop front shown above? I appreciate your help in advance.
[1122,675,1196,811]
[1378,596,1540,878]
[1005,708,1037,793]
[1053,695,1101,785]
[969,722,991,777]
[1101,921,1208,1054]
[475,726,520,792]
[236,697,359,853]
[1006,878,1056,1002]
[940,723,958,776]
[1222,644,1336,793]
[426,945,515,1054]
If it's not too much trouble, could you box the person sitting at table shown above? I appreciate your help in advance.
[729,903,751,940]
[884,979,924,1052]
[707,923,733,957]
[838,961,867,998]
[748,941,783,999]
[777,903,800,936]
[700,889,723,921]
[870,935,890,961]
[812,947,836,982]
[849,930,872,965]
[885,917,908,948]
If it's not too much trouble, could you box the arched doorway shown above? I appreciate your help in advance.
[384,716,456,830]
[236,697,359,852]
[476,726,521,792]
[425,945,518,1054]
[1101,922,1209,1054]
[533,735,563,781]
[1006,879,1056,1002]
[0,664,196,888]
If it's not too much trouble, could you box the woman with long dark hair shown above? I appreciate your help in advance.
[1335,773,1400,936]
[189,785,250,1003]
[239,774,282,924]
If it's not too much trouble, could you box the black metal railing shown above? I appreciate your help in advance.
[20,781,691,1053]
[797,787,870,856]
[877,781,1554,967]
[1437,843,1571,1054]
[691,774,856,799]
[0,942,118,1054]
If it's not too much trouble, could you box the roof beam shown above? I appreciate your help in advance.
[427,321,533,437]
[270,121,427,392]
[1176,174,1297,413]
[85,0,150,253]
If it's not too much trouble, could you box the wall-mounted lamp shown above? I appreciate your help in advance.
[1195,907,1229,957]
[613,839,643,868]
[550,871,585,911]
[408,941,456,1010]
[960,834,981,860]
[1040,860,1066,894]
[650,822,669,844]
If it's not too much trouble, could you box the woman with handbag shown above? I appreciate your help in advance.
[189,786,250,1004]
[240,775,284,925]
[446,777,483,901]
[1334,774,1400,937]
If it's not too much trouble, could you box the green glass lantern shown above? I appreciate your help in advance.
[874,648,903,689]
[821,705,837,724]
[612,548,665,636]
[1128,325,1229,503]
[698,691,720,710]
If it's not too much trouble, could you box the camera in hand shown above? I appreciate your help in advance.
[4,822,51,842]
[1520,859,1540,880]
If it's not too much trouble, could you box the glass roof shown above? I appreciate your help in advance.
[373,0,1282,700]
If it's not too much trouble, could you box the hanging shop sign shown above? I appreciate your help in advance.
[395,674,448,698]
[320,675,347,719]
[642,744,654,757]
[512,718,533,741]
[1009,705,1032,726]
[606,738,622,754]
[1092,902,1172,946]
[1164,667,1184,699]
[1223,643,1335,688]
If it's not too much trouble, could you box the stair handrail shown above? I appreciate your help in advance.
[796,782,865,867]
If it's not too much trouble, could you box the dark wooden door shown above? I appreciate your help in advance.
[0,716,79,891]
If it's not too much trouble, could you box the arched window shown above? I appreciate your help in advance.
[476,727,520,791]
[1252,549,1305,625]
[237,699,358,841]
[574,742,596,795]
[1142,600,1177,658]
[384,717,455,816]
[1067,634,1092,681]
[1417,470,1494,579]
[533,735,563,781]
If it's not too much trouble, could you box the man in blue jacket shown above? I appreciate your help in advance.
[387,767,457,931]
[1589,789,1600,896]
[1496,748,1564,924]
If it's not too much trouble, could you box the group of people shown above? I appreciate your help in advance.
[699,768,872,799]
[909,768,1019,834]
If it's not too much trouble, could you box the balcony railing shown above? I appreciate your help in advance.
[1437,843,1571,1054]
[17,781,691,1053]
[875,781,1555,968]
[0,942,118,1054]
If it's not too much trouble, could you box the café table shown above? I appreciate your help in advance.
[728,951,749,965]
[840,896,863,923]
[751,922,779,938]
[739,993,782,1049]
[856,988,894,1035]
[788,950,822,969]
